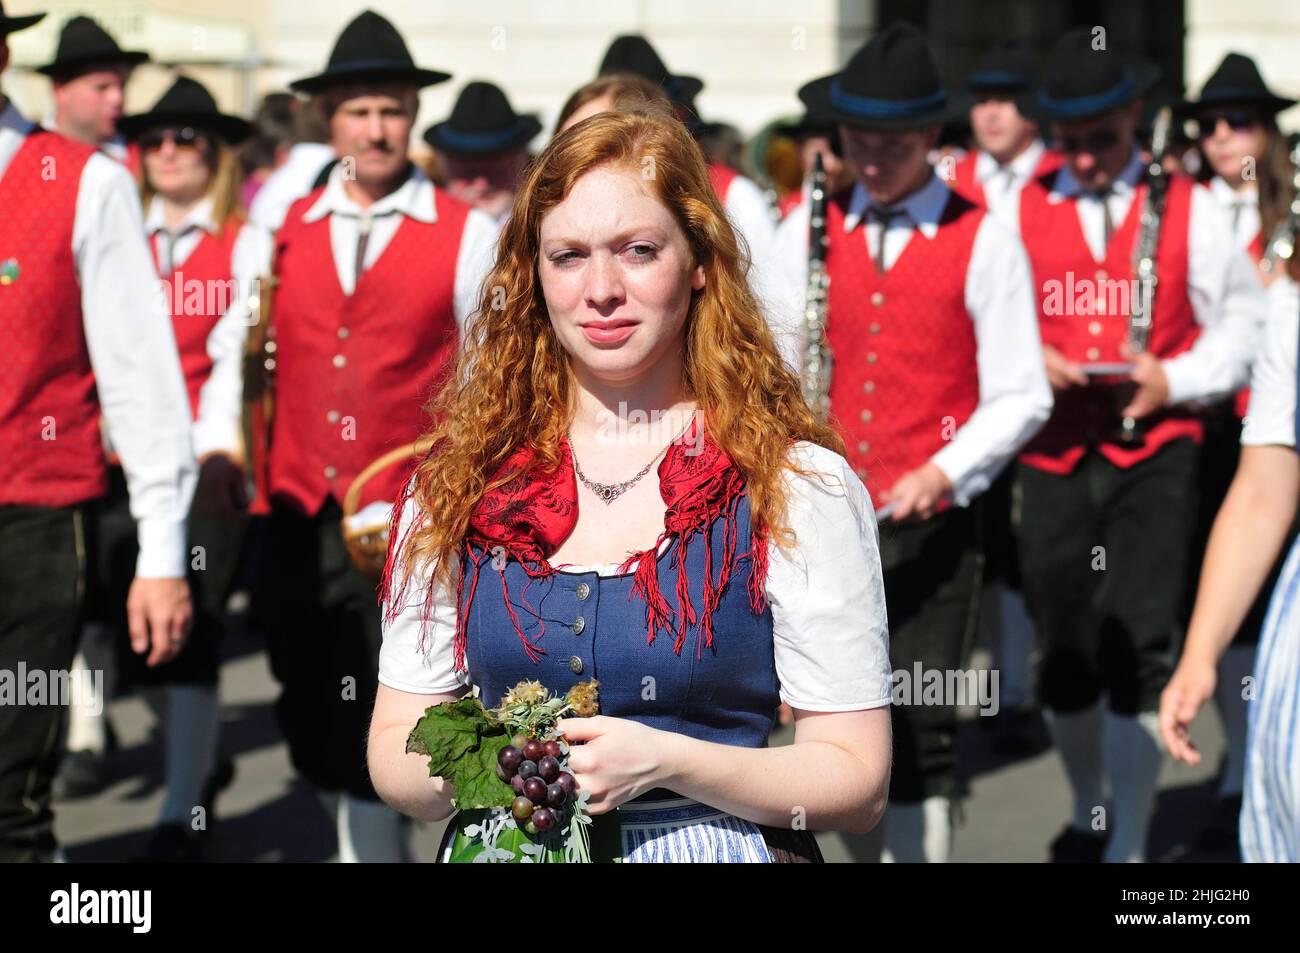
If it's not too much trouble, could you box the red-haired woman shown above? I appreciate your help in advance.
[368,107,892,862]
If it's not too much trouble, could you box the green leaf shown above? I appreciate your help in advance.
[405,696,513,810]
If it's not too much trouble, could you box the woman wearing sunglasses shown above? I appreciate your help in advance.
[115,76,270,861]
[1177,53,1299,854]
[1185,54,1297,275]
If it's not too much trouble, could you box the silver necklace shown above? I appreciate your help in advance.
[568,421,692,505]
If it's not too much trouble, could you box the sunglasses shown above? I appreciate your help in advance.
[1196,110,1261,137]
[1056,130,1122,154]
[139,126,208,152]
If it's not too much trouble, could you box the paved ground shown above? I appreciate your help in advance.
[55,608,1236,863]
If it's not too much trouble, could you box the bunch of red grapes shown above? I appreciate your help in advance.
[496,734,577,834]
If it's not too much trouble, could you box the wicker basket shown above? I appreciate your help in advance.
[341,438,432,580]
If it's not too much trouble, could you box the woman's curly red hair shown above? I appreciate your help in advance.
[390,105,844,604]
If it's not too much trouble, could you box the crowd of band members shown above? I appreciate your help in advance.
[0,4,1295,862]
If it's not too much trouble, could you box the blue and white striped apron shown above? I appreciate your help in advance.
[1241,534,1300,862]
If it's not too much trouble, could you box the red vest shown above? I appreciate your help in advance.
[1018,172,1203,473]
[709,163,738,205]
[824,186,983,503]
[265,186,469,516]
[0,131,105,507]
[152,218,243,419]
[777,189,803,220]
[949,146,1064,208]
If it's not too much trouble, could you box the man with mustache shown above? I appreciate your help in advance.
[241,9,498,862]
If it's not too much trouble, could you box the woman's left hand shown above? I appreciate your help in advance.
[555,715,677,814]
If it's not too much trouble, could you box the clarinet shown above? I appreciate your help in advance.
[1119,106,1173,444]
[801,152,833,423]
[1260,139,1300,276]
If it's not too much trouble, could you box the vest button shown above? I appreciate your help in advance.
[326,410,340,424]
[572,616,585,635]
[337,326,350,339]
[857,440,870,454]
[1088,321,1102,335]
[860,409,873,423]
[576,583,590,601]
[863,381,875,393]
[1086,347,1100,360]
[870,292,884,306]
[569,656,584,675]
[332,354,347,368]
[866,352,877,363]
[324,465,337,480]
[1096,269,1108,281]
[869,322,881,334]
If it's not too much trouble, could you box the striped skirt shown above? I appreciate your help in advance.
[1241,534,1300,863]
[438,796,823,863]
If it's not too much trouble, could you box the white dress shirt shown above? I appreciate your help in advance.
[144,195,273,459]
[299,161,500,328]
[378,440,894,712]
[0,101,196,578]
[1005,147,1266,406]
[775,172,1054,506]
[720,171,795,370]
[1242,277,1298,448]
[972,138,1048,215]
[247,141,336,232]
[1208,176,1263,254]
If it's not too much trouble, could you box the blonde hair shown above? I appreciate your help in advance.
[555,73,673,134]
[391,106,844,603]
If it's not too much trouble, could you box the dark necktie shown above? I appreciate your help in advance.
[354,212,373,288]
[1098,186,1115,249]
[867,205,905,274]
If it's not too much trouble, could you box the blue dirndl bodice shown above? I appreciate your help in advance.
[461,494,779,756]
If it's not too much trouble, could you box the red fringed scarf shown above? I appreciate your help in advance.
[383,417,769,675]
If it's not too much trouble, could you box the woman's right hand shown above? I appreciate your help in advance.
[1158,656,1218,765]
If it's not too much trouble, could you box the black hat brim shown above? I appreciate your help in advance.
[423,115,541,155]
[0,11,44,35]
[289,64,451,95]
[118,110,255,145]
[800,73,963,131]
[35,49,150,77]
[1178,90,1298,115]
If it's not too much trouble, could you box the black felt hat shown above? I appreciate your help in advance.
[423,81,540,155]
[35,15,149,78]
[797,23,963,130]
[1181,52,1296,115]
[967,39,1039,92]
[118,76,254,144]
[289,9,451,95]
[0,1,44,36]
[597,34,703,106]
[1026,27,1160,122]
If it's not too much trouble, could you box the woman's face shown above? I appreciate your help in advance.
[1198,105,1270,185]
[141,129,213,202]
[538,164,705,386]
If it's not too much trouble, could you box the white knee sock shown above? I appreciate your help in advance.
[158,684,221,828]
[1044,700,1106,831]
[997,587,1037,709]
[880,796,951,863]
[65,647,106,753]
[1103,710,1163,863]
[1214,645,1255,798]
[337,793,410,863]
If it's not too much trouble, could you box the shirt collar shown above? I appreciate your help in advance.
[1209,175,1257,206]
[0,100,35,138]
[843,171,950,239]
[144,195,219,237]
[1048,144,1144,204]
[974,138,1046,185]
[303,160,438,225]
